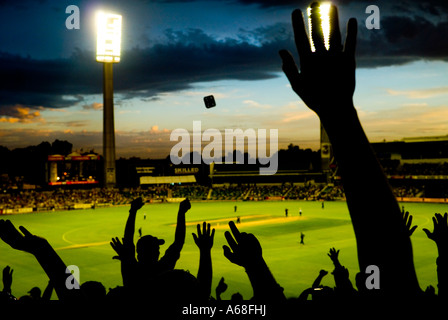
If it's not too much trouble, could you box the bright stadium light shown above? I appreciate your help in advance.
[96,11,122,63]
[307,2,332,52]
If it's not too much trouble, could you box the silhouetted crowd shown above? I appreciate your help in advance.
[1,3,447,316]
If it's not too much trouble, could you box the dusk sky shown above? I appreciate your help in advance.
[0,0,447,158]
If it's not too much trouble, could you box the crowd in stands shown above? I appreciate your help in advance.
[1,4,447,314]
[0,183,346,211]
[170,185,209,200]
[393,185,423,198]
[2,181,445,212]
[380,160,448,177]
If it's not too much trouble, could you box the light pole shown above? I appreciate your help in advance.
[96,12,122,188]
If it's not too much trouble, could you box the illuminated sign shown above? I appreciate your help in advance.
[174,167,199,175]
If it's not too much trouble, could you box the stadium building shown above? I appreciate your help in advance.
[371,135,448,199]
[46,152,101,187]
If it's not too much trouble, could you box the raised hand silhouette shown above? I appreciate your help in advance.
[223,221,284,302]
[193,221,215,301]
[279,4,357,117]
[280,2,420,298]
[130,197,144,212]
[223,221,263,268]
[327,247,341,266]
[403,211,418,237]
[192,222,215,251]
[423,212,448,298]
[0,220,48,255]
[0,219,80,301]
[2,266,13,295]
[423,213,448,251]
[110,237,135,261]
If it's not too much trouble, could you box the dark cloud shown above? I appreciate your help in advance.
[235,0,448,10]
[0,51,97,109]
[356,15,448,68]
[1,1,448,114]
[0,26,292,112]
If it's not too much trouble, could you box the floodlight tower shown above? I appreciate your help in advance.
[96,12,122,188]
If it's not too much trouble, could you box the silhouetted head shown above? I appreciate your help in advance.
[149,269,202,303]
[28,287,41,300]
[136,235,165,264]
[311,286,334,302]
[231,292,244,302]
[80,281,106,301]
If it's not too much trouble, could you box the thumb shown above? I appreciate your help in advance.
[223,245,235,263]
[422,228,432,239]
[279,50,300,86]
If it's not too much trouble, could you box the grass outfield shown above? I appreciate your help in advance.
[0,200,446,300]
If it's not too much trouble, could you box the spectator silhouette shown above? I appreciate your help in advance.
[423,212,448,299]
[280,2,421,298]
[80,280,106,302]
[297,269,333,302]
[327,248,356,299]
[110,197,191,295]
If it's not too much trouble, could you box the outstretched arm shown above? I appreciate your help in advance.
[110,237,137,288]
[327,248,355,295]
[423,213,448,298]
[0,219,80,301]
[223,221,285,302]
[279,4,420,296]
[312,269,328,289]
[113,197,143,289]
[298,269,328,301]
[124,197,144,242]
[41,280,54,301]
[172,199,191,251]
[192,222,215,301]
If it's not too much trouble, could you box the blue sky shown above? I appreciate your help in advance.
[0,0,447,158]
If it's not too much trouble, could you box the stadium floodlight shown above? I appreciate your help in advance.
[307,2,332,52]
[96,11,122,188]
[96,11,122,63]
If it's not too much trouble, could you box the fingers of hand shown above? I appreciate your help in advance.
[228,221,241,241]
[344,18,358,56]
[292,9,311,59]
